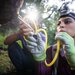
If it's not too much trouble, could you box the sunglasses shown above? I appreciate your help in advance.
[57,18,74,26]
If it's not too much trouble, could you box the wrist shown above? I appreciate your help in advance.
[33,51,46,61]
[66,53,75,67]
[65,44,75,54]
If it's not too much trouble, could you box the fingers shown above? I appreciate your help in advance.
[55,32,71,40]
[55,32,67,43]
[27,45,35,49]
[27,36,36,42]
[26,33,37,47]
[55,32,74,44]
[37,33,45,44]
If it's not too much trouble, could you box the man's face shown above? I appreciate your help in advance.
[57,16,75,37]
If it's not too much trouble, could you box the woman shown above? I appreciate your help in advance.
[26,6,75,75]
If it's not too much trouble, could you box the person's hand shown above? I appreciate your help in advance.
[55,32,75,67]
[26,32,46,61]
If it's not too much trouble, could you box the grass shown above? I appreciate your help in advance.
[0,50,16,75]
[0,34,17,75]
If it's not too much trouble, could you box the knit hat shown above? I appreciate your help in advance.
[59,4,75,20]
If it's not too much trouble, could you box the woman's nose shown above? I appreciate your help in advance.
[60,25,64,28]
[59,22,65,28]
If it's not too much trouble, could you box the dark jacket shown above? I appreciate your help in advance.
[8,34,75,75]
[36,45,75,75]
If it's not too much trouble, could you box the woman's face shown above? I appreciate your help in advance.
[57,16,75,37]
[23,16,39,32]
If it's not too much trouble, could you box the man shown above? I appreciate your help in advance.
[26,5,75,75]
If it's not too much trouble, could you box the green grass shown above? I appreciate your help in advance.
[0,50,15,74]
[0,34,16,74]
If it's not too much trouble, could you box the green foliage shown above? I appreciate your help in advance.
[43,12,59,45]
[0,33,15,74]
[0,34,8,50]
[25,0,41,3]
[0,51,15,74]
